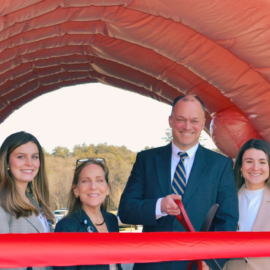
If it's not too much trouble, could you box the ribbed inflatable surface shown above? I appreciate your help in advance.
[1,0,269,157]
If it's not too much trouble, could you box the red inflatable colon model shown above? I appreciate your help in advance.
[211,110,261,158]
[1,0,270,157]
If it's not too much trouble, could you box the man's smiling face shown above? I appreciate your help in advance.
[169,96,205,151]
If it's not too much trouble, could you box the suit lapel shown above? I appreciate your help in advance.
[24,193,45,232]
[183,145,209,205]
[252,186,270,231]
[23,214,45,233]
[155,144,172,197]
[75,208,98,232]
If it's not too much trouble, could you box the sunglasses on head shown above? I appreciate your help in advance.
[75,158,106,167]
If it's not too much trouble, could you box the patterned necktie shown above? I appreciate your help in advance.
[172,152,188,196]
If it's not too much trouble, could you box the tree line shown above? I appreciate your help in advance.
[45,143,138,211]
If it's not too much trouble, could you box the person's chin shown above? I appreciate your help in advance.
[17,178,33,183]
[179,137,195,146]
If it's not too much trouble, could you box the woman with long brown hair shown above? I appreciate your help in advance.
[0,132,54,247]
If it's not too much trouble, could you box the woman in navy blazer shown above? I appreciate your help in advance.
[54,158,122,270]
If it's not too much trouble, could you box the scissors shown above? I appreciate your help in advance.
[175,200,221,270]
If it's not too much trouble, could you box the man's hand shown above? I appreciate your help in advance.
[161,194,182,215]
[200,261,210,270]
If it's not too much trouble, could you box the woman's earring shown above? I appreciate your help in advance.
[7,167,10,170]
[75,195,79,198]
[241,173,243,177]
[106,193,109,196]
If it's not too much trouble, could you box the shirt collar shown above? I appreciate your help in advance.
[172,141,199,159]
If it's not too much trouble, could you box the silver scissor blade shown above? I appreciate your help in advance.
[208,259,222,270]
[200,204,219,232]
[199,204,221,270]
[213,259,222,270]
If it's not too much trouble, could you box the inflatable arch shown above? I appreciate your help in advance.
[0,0,269,158]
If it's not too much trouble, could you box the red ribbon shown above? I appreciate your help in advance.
[1,232,270,268]
[175,199,202,270]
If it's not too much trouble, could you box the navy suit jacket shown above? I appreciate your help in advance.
[119,143,238,270]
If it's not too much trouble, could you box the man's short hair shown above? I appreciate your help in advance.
[171,95,205,116]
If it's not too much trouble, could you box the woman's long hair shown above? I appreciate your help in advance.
[234,139,270,190]
[68,158,110,214]
[0,131,54,223]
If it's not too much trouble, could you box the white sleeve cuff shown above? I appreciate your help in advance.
[155,197,168,219]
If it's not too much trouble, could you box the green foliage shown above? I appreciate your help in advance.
[52,146,70,158]
[162,128,173,143]
[143,146,154,150]
[199,135,207,147]
[42,147,51,157]
[73,143,95,158]
[46,156,76,210]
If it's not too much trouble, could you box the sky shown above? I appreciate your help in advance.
[0,83,216,153]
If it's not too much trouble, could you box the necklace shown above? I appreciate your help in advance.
[94,219,105,226]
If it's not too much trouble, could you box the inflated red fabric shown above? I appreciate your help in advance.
[211,111,262,157]
[1,0,270,157]
[0,232,270,268]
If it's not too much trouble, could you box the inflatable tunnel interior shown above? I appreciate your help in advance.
[0,0,269,158]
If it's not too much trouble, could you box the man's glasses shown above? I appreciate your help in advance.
[75,158,106,167]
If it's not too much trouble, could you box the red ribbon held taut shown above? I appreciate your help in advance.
[0,231,270,268]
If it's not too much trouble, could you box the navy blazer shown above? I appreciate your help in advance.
[54,208,122,270]
[119,143,239,270]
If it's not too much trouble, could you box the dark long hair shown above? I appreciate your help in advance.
[67,158,110,214]
[234,139,270,190]
[0,131,54,223]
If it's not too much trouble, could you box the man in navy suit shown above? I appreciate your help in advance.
[119,95,239,270]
